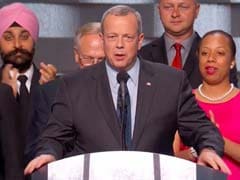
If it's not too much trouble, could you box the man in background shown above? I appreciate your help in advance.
[36,22,105,127]
[38,22,104,106]
[74,22,105,68]
[34,22,105,157]
[139,0,238,88]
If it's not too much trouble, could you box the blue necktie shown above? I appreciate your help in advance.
[117,72,131,150]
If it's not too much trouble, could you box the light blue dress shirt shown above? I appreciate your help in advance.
[106,58,140,137]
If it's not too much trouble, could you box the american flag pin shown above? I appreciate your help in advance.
[146,82,151,86]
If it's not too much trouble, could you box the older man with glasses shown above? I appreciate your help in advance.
[73,22,105,68]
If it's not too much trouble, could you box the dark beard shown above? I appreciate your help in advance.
[1,48,34,73]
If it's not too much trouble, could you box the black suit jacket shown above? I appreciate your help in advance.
[36,77,78,156]
[36,78,62,124]
[36,60,224,159]
[139,33,238,88]
[23,65,44,165]
[0,84,24,180]
[0,64,43,165]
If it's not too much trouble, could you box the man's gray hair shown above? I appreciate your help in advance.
[159,0,199,4]
[101,5,142,34]
[74,22,101,48]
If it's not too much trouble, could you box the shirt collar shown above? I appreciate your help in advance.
[105,58,140,88]
[164,31,197,50]
[19,64,34,81]
[17,64,34,92]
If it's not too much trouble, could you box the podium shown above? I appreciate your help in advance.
[32,151,227,180]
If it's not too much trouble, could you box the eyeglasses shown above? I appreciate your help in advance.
[79,55,105,66]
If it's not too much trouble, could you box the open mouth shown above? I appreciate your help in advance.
[205,66,217,75]
[115,52,125,60]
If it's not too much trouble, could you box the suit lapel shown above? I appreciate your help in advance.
[183,33,201,78]
[152,36,169,64]
[23,65,39,142]
[30,64,41,92]
[28,65,40,126]
[94,62,122,144]
[132,60,157,147]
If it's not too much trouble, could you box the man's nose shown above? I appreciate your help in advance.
[14,38,22,49]
[116,37,124,48]
[171,7,180,18]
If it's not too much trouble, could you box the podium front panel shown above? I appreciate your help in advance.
[88,151,155,180]
[32,151,227,180]
[48,153,85,179]
[159,154,196,180]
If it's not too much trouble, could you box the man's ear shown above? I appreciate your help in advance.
[195,3,200,19]
[99,33,104,41]
[73,48,79,64]
[138,33,144,50]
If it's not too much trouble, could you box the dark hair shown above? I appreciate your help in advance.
[198,30,236,58]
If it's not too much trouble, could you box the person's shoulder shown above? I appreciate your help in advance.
[141,58,183,75]
[141,36,163,50]
[140,60,189,95]
[140,59,187,86]
[0,83,15,106]
[194,31,201,39]
[192,32,201,46]
[40,77,62,93]
[0,83,12,94]
[139,36,164,61]
[62,62,104,83]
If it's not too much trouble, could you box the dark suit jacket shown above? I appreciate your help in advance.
[36,72,76,128]
[37,78,62,123]
[23,65,44,165]
[0,84,24,180]
[0,64,43,165]
[36,77,78,156]
[139,33,238,88]
[36,60,224,159]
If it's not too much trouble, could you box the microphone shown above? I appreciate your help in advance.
[117,71,129,150]
[117,71,129,109]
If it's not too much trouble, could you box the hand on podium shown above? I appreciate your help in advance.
[24,154,56,175]
[197,148,231,175]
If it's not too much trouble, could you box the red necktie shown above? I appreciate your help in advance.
[171,43,182,69]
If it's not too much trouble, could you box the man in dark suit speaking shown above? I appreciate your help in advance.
[25,5,230,175]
